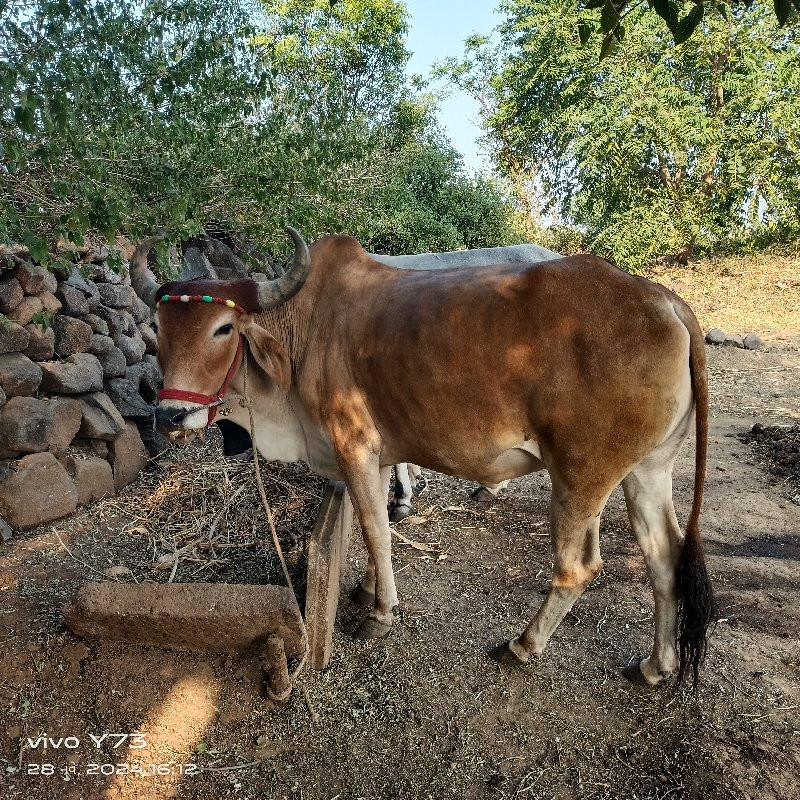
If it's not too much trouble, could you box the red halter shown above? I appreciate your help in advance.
[156,293,246,425]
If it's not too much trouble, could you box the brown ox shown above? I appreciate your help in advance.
[133,228,715,687]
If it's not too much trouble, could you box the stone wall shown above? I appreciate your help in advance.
[0,253,159,538]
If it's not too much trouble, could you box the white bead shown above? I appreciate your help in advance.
[180,295,190,302]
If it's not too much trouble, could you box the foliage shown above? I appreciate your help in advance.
[1,0,519,263]
[444,0,800,269]
[578,0,800,55]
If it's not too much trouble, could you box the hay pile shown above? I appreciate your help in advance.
[104,431,326,593]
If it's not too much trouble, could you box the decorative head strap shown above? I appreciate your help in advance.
[159,294,247,314]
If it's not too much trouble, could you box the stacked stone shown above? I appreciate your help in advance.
[0,256,158,538]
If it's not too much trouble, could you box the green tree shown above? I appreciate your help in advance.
[445,0,800,268]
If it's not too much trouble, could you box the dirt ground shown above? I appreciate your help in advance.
[1,336,799,800]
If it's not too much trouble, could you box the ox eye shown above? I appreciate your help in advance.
[214,324,233,337]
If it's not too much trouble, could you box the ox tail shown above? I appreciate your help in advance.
[673,300,717,688]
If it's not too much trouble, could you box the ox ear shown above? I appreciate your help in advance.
[241,320,291,392]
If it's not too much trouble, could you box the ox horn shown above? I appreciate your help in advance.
[129,233,165,309]
[255,226,311,310]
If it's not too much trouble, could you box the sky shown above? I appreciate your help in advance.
[403,1,502,174]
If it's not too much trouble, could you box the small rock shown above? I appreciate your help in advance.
[56,283,90,316]
[53,316,93,357]
[0,278,23,313]
[0,353,42,397]
[0,452,78,529]
[60,454,115,506]
[95,306,127,341]
[117,333,146,365]
[0,518,12,542]
[743,333,762,351]
[15,263,57,295]
[23,323,55,361]
[77,391,126,440]
[49,397,83,456]
[104,377,152,420]
[6,295,43,326]
[0,397,54,453]
[90,261,125,285]
[104,565,131,578]
[39,353,103,394]
[0,321,30,354]
[97,283,134,309]
[108,421,148,490]
[723,334,744,348]
[705,328,726,345]
[84,281,101,311]
[96,346,127,379]
[82,313,109,336]
[62,267,93,295]
[87,334,115,355]
[138,323,158,354]
[131,296,152,324]
[37,291,62,316]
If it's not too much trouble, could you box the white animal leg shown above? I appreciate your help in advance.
[389,463,414,522]
[493,487,605,664]
[621,459,683,685]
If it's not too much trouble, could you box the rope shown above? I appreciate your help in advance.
[240,343,311,696]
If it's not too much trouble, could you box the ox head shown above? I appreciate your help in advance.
[130,227,310,436]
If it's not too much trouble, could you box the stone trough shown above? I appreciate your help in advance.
[63,480,353,702]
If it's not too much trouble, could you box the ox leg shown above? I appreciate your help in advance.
[389,463,414,522]
[620,461,683,686]
[344,462,399,638]
[493,487,605,665]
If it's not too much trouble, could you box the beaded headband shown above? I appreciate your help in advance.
[159,294,247,314]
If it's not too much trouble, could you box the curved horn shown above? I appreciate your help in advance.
[255,226,311,310]
[130,234,165,309]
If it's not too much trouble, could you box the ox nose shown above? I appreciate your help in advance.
[155,404,194,433]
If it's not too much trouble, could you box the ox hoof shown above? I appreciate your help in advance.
[354,616,393,640]
[470,487,496,503]
[349,584,375,607]
[487,641,529,670]
[388,501,412,523]
[621,659,653,687]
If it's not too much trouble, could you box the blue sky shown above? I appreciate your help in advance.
[403,1,502,174]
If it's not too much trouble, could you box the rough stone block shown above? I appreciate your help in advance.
[305,480,352,670]
[0,452,78,529]
[78,391,125,440]
[49,397,83,456]
[108,420,148,490]
[96,346,127,378]
[22,323,55,361]
[6,295,43,326]
[60,454,115,505]
[53,315,93,357]
[97,283,134,308]
[0,397,54,453]
[705,328,726,345]
[117,333,146,365]
[56,283,90,316]
[37,291,62,316]
[82,313,109,336]
[15,263,57,295]
[131,295,152,324]
[137,323,158,354]
[126,355,161,402]
[0,277,23,313]
[0,321,30,354]
[104,377,152,420]
[0,353,42,397]
[63,582,306,658]
[0,518,12,543]
[39,353,103,393]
